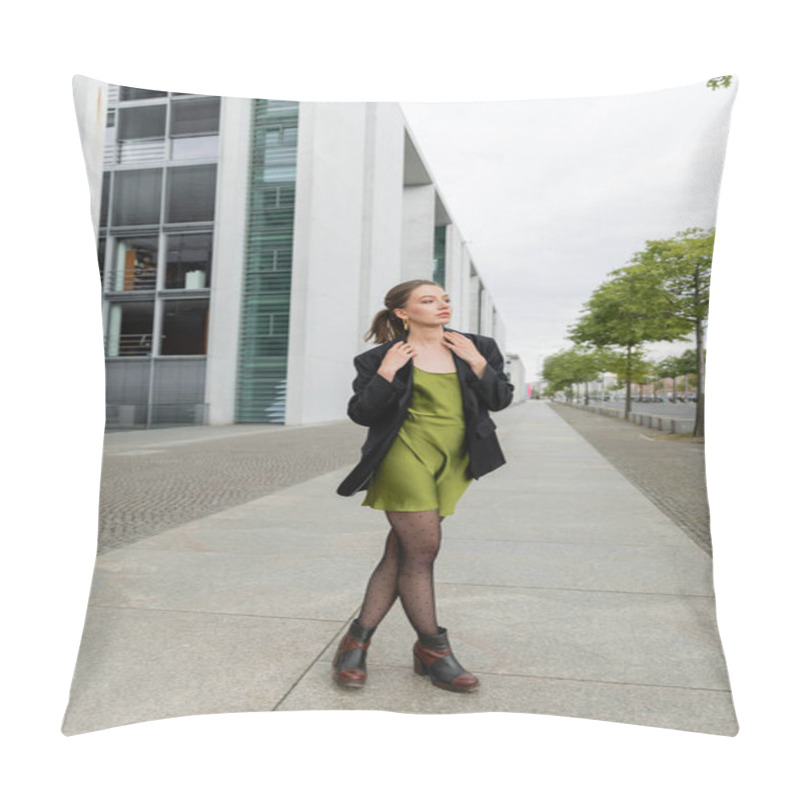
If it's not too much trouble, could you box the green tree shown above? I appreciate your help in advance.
[626,228,714,436]
[656,349,699,400]
[568,266,690,418]
[707,76,734,90]
[542,348,603,405]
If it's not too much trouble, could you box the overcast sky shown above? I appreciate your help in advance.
[400,77,738,385]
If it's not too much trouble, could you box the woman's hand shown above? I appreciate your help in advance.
[443,331,488,377]
[378,341,418,381]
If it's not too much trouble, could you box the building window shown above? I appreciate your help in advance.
[100,172,111,229]
[161,299,209,355]
[118,105,166,140]
[170,97,221,160]
[112,236,159,291]
[111,168,163,226]
[119,86,167,101]
[166,165,217,223]
[433,224,447,286]
[97,237,106,285]
[106,301,155,357]
[165,233,213,289]
[115,105,167,163]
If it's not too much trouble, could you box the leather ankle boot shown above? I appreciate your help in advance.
[413,626,480,693]
[332,619,376,688]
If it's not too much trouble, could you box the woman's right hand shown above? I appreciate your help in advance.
[378,341,417,381]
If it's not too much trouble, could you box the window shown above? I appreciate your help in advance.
[165,233,213,289]
[166,165,217,223]
[112,236,159,291]
[118,105,166,140]
[106,301,155,356]
[161,299,209,355]
[261,124,298,182]
[97,237,106,284]
[100,172,111,228]
[170,97,221,159]
[111,169,163,226]
[119,86,167,101]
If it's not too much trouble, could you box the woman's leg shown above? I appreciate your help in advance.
[355,526,401,629]
[383,509,443,637]
[356,512,445,633]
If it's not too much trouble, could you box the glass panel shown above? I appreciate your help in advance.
[118,105,166,139]
[106,301,154,356]
[161,298,209,355]
[165,232,213,289]
[100,172,111,228]
[111,168,162,226]
[112,236,159,291]
[166,165,217,223]
[119,86,167,100]
[97,237,106,286]
[170,97,220,136]
[171,135,219,160]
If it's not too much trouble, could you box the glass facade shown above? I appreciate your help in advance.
[98,85,220,428]
[433,224,447,286]
[235,99,299,423]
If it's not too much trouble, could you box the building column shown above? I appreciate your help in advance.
[205,97,251,425]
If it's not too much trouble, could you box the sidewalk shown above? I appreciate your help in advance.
[61,400,738,736]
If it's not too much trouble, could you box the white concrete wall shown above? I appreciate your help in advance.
[286,102,370,425]
[401,184,436,280]
[71,75,107,236]
[358,103,406,353]
[444,224,467,330]
[479,287,494,336]
[205,97,251,425]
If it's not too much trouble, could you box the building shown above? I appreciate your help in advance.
[72,76,523,429]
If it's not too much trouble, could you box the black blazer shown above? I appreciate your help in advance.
[336,327,515,497]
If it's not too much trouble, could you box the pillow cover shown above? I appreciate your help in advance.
[62,74,739,736]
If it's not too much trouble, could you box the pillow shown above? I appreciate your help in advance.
[62,74,739,736]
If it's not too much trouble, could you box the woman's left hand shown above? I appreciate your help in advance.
[442,331,488,376]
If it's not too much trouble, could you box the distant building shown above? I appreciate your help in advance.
[73,78,522,429]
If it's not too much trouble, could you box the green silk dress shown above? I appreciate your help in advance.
[362,365,473,517]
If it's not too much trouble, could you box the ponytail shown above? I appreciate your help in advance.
[364,307,404,344]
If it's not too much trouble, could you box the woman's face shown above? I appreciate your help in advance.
[400,285,452,328]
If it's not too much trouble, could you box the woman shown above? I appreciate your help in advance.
[334,279,514,693]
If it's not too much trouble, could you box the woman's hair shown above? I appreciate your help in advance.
[364,279,444,343]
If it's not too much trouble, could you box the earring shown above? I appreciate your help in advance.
[403,319,408,330]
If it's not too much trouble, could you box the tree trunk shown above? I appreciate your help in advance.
[694,320,705,437]
[693,265,705,438]
[624,346,632,419]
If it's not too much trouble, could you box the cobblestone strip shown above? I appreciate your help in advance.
[97,422,364,554]
[547,402,712,555]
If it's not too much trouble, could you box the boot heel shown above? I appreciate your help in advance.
[412,627,480,693]
[332,619,376,689]
[413,651,428,676]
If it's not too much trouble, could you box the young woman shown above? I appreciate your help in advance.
[334,279,514,693]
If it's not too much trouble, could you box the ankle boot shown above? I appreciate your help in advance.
[413,626,480,693]
[332,619,376,688]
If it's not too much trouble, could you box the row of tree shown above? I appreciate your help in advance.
[542,227,715,437]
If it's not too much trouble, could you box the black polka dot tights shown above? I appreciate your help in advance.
[355,509,443,637]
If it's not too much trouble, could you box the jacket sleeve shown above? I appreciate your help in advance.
[465,337,515,411]
[346,353,408,427]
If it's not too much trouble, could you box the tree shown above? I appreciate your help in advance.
[707,76,734,90]
[542,348,603,404]
[568,266,691,418]
[626,228,714,436]
[656,350,699,400]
